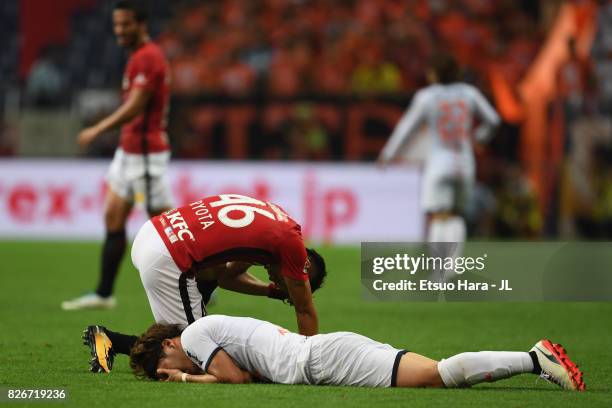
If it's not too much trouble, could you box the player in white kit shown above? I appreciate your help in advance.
[129,315,585,391]
[379,54,500,252]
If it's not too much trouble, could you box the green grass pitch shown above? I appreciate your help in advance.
[0,241,610,407]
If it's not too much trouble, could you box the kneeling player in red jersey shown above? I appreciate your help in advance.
[130,315,585,392]
[83,194,327,373]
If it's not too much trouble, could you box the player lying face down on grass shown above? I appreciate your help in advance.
[129,315,585,391]
[83,194,327,373]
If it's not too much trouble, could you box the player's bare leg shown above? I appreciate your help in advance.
[395,340,585,391]
[395,352,444,387]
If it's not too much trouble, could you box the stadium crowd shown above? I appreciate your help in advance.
[2,0,611,239]
[160,0,544,96]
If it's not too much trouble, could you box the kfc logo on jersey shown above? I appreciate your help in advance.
[165,210,195,241]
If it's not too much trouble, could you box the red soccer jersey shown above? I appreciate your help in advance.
[151,194,309,281]
[120,41,170,154]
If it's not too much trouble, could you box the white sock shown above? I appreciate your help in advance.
[428,218,446,242]
[427,217,465,246]
[443,216,466,256]
[435,216,466,281]
[428,216,467,283]
[444,216,466,243]
[437,351,534,388]
[427,219,448,282]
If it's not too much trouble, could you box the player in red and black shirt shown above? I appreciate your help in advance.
[82,194,327,373]
[63,1,174,311]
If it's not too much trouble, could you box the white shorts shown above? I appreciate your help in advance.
[308,332,407,387]
[421,157,474,213]
[131,220,204,327]
[106,148,173,210]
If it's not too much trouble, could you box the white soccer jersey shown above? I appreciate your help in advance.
[181,315,312,384]
[181,315,406,387]
[380,83,500,165]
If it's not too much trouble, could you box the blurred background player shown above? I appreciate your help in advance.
[62,1,173,310]
[378,54,500,265]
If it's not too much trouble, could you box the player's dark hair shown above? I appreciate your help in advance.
[430,52,460,84]
[306,248,327,292]
[130,323,183,380]
[114,0,147,22]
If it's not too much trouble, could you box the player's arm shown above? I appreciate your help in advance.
[206,349,252,384]
[177,322,252,385]
[78,87,151,148]
[378,91,427,166]
[217,262,270,296]
[471,87,500,143]
[181,373,220,384]
[156,368,219,383]
[157,349,251,384]
[284,277,318,336]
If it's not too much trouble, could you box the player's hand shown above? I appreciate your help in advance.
[267,282,290,303]
[77,126,101,149]
[156,368,185,382]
